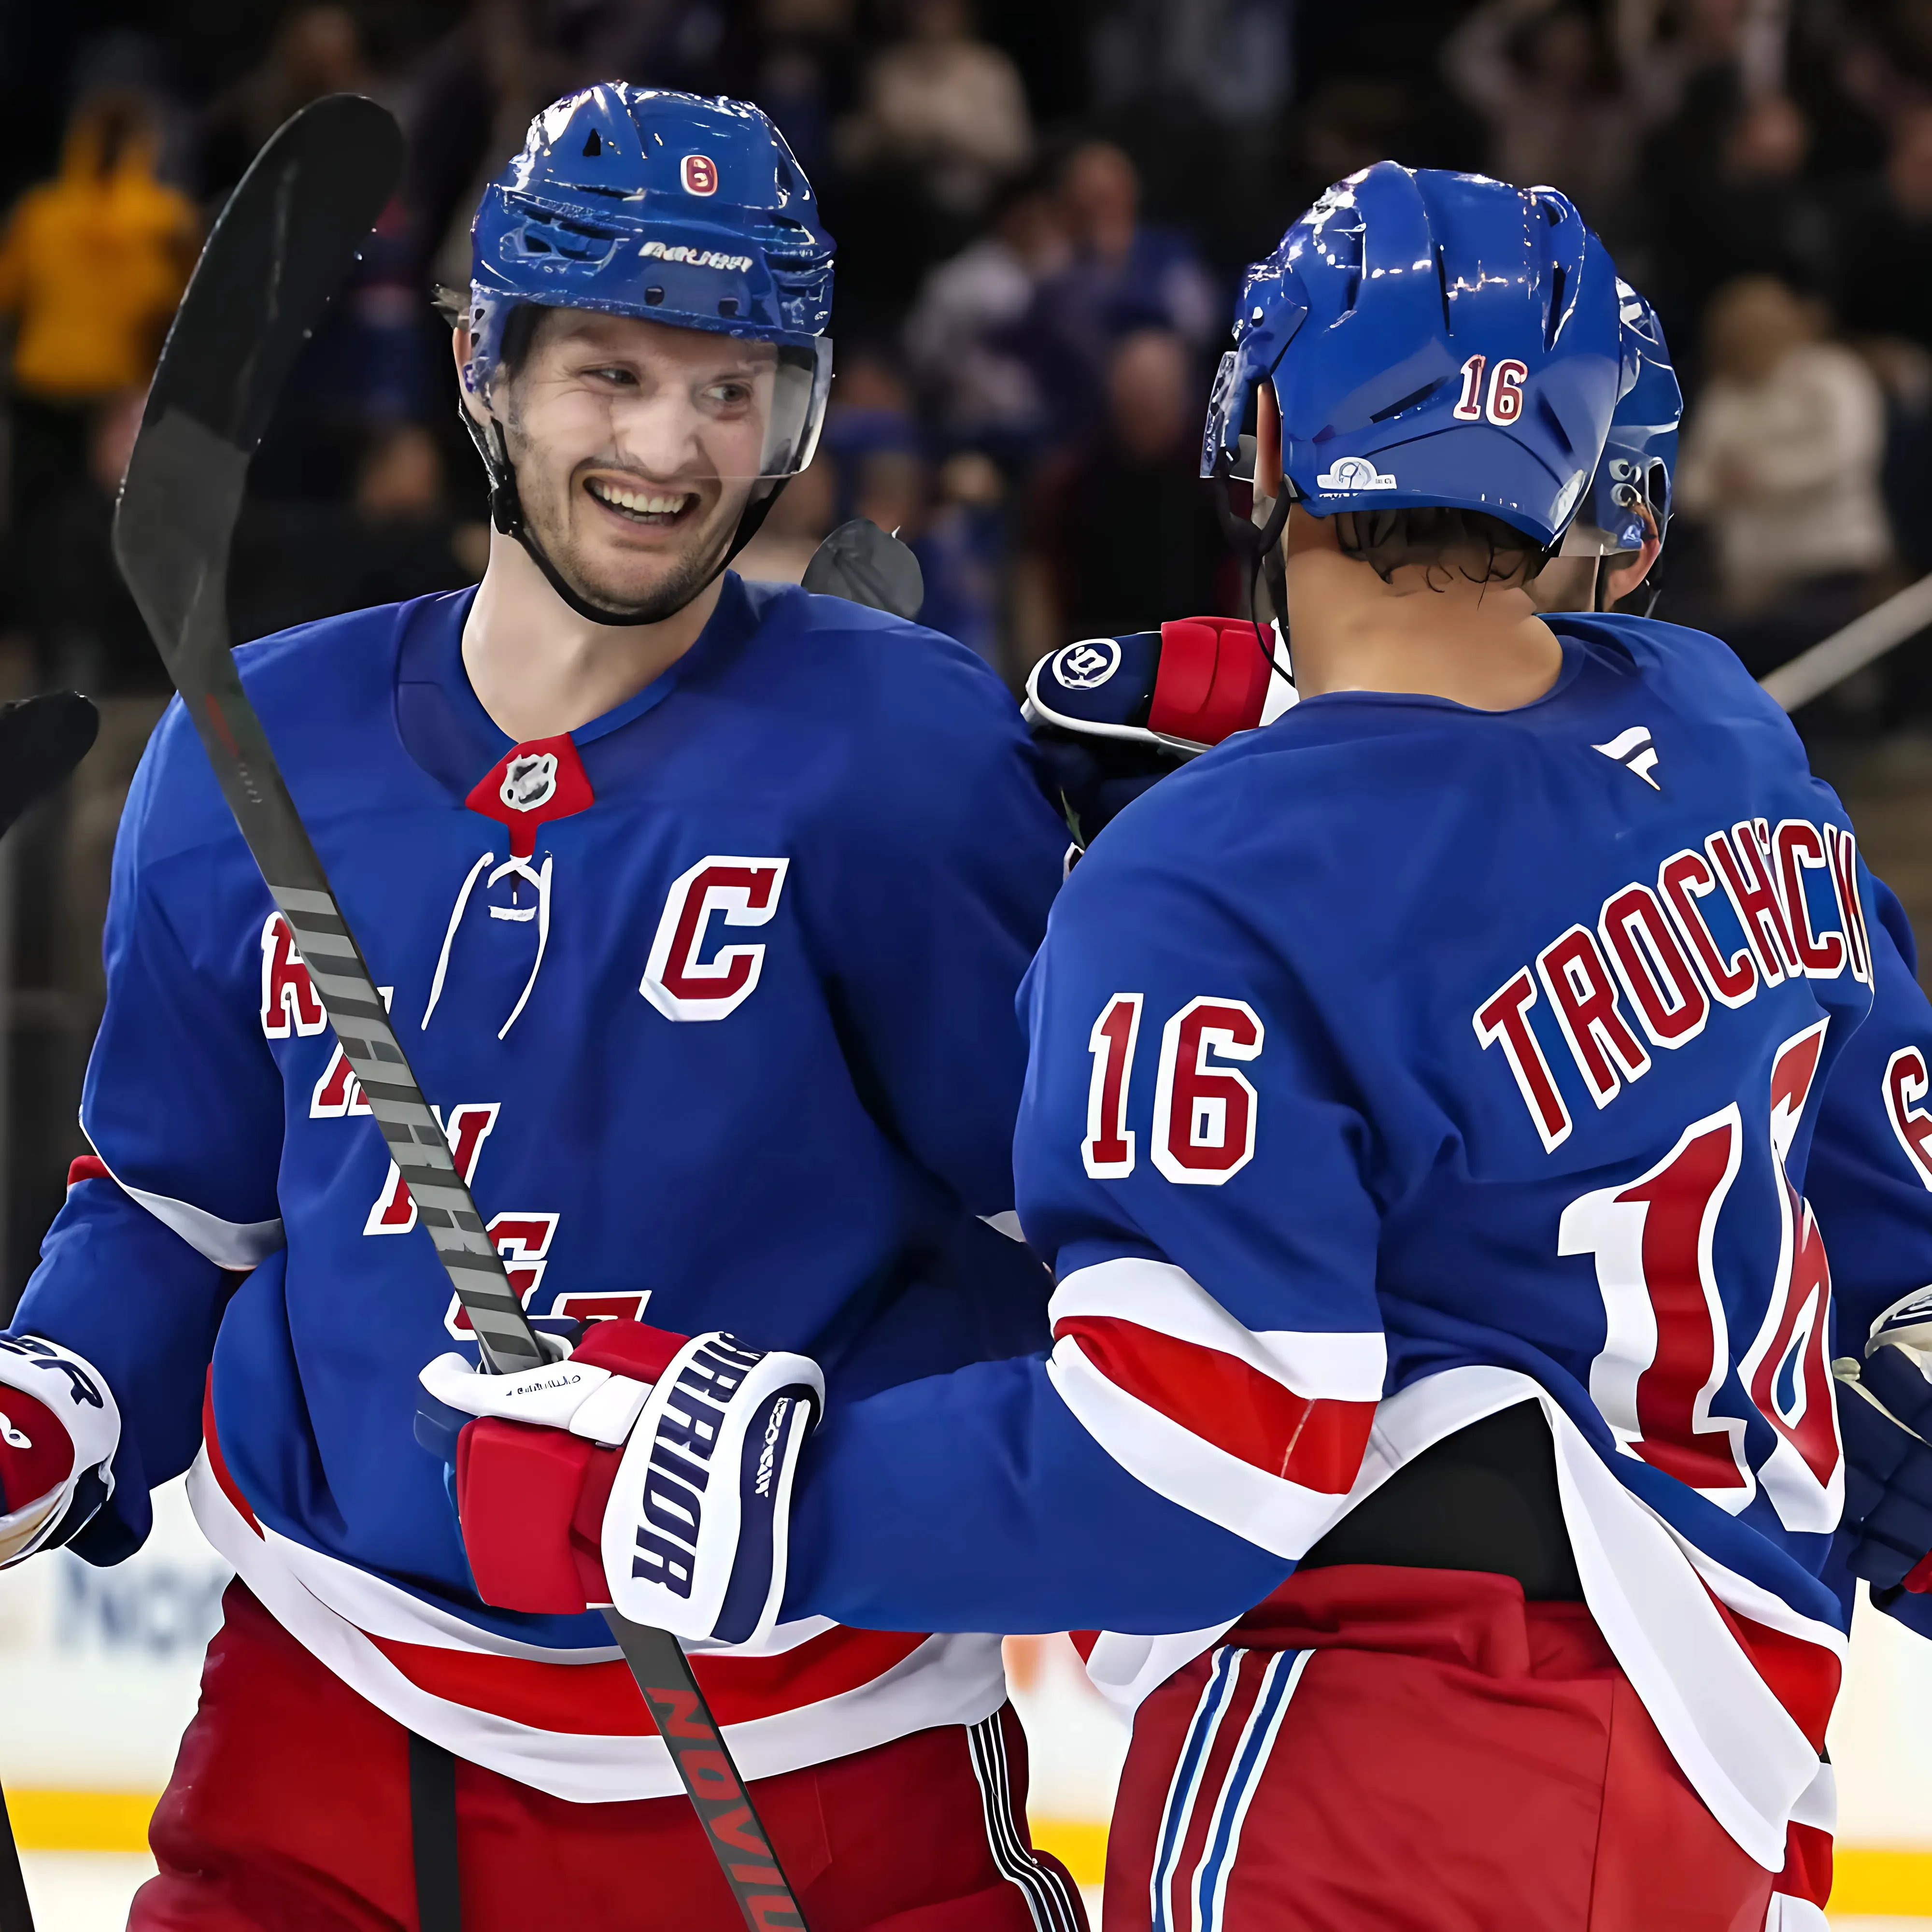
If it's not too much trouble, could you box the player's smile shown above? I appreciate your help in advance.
[582,474,701,530]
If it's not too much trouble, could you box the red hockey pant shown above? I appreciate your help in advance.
[133,1582,1086,1932]
[1107,1565,1787,1932]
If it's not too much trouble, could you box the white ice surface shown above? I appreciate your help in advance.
[20,1850,155,1929]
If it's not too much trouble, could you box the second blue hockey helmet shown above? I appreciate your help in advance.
[1562,280,1681,557]
[1202,163,1623,550]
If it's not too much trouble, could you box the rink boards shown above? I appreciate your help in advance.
[1,1478,1931,1911]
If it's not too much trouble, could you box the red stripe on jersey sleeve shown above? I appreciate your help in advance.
[1054,1314,1375,1493]
[67,1154,112,1188]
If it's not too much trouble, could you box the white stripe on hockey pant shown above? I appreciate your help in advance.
[1190,1650,1309,1932]
[1151,1647,1243,1932]
[1762,1895,1828,1930]
[964,1714,1083,1932]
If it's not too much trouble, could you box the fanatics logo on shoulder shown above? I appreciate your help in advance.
[1593,725,1662,792]
[1315,455,1398,492]
[1053,638,1122,691]
[681,154,719,196]
[500,752,559,813]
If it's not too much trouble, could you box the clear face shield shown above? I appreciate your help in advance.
[1203,346,1294,567]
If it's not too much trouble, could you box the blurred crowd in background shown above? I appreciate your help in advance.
[2,0,1932,1289]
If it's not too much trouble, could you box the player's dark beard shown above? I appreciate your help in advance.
[509,429,739,624]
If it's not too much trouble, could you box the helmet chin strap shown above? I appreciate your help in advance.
[462,410,790,628]
[1211,468,1295,688]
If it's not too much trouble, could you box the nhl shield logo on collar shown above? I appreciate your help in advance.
[501,752,559,813]
[467,733,595,857]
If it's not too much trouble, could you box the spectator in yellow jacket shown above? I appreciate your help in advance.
[0,88,197,514]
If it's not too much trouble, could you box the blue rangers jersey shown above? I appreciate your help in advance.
[11,572,1069,1801]
[787,613,1932,1872]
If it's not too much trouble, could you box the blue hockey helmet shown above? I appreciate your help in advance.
[466,85,833,437]
[460,85,836,617]
[1561,280,1681,557]
[1202,163,1622,551]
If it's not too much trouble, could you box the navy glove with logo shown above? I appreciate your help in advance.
[1838,1296,1932,1636]
[1024,617,1293,850]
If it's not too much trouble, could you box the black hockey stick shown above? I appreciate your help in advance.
[0,1779,29,1932]
[0,692,99,1932]
[111,96,808,1932]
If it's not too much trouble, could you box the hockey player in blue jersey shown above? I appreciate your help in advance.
[1014,274,1840,1924]
[421,165,1932,1928]
[0,84,1088,1932]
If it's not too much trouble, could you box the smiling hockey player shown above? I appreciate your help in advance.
[0,84,1084,1932]
[427,164,1932,1929]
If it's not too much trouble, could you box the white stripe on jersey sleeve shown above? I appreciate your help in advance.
[87,1141,285,1270]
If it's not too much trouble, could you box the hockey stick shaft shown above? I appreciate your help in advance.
[113,99,807,1932]
[0,1778,33,1932]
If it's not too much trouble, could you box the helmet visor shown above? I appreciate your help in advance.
[478,319,831,487]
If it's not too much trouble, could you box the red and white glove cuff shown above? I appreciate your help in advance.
[421,1322,824,1645]
[1146,617,1293,744]
[0,1333,120,1565]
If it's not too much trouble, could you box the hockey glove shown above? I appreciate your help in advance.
[0,1334,121,1565]
[1837,1305,1932,1633]
[1024,617,1292,848]
[418,1321,823,1647]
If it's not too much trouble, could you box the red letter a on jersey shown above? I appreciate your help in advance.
[365,1104,499,1235]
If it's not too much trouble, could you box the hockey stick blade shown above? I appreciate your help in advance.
[113,95,810,1932]
[801,518,924,621]
[0,693,99,843]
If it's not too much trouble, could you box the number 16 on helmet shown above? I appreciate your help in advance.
[1202,162,1625,555]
